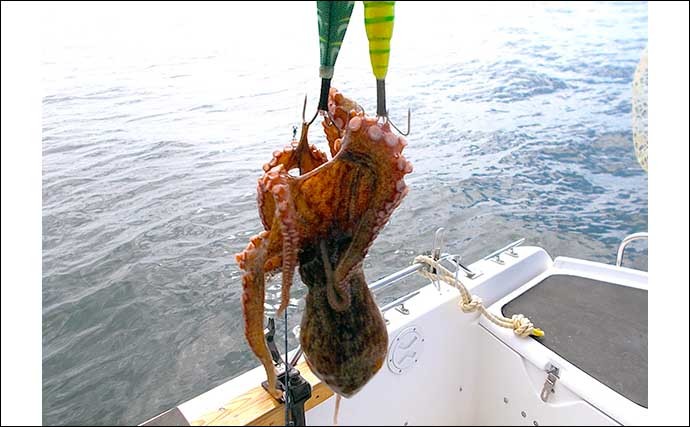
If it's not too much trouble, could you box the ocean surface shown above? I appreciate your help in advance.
[42,2,648,425]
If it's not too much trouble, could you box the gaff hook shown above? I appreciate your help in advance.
[364,1,411,136]
[305,2,356,131]
[303,93,344,132]
[373,80,411,136]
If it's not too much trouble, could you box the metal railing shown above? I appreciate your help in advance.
[267,229,528,370]
[616,232,648,267]
[483,238,525,264]
[270,231,645,372]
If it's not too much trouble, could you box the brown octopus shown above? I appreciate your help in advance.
[235,88,413,399]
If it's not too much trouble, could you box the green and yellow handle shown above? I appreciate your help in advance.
[316,1,356,111]
[363,1,395,117]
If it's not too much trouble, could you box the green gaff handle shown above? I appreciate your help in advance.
[317,1,355,111]
[363,1,395,117]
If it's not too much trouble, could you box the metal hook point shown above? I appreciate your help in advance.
[301,94,308,122]
[387,108,411,136]
[302,94,319,126]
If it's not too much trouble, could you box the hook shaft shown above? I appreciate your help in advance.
[302,94,319,126]
[375,80,410,136]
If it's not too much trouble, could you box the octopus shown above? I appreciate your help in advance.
[235,87,413,400]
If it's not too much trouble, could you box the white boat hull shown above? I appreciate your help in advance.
[143,245,647,426]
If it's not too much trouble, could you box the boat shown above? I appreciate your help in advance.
[140,228,648,426]
[142,31,651,427]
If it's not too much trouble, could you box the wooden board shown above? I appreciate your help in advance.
[190,361,334,426]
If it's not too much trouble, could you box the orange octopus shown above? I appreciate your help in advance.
[235,88,413,399]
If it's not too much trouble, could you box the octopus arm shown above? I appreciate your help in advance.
[234,231,282,399]
[257,125,328,230]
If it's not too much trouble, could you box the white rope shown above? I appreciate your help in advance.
[414,255,543,338]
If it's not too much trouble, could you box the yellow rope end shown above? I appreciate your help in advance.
[531,328,545,337]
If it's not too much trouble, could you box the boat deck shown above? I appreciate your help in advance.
[502,274,648,408]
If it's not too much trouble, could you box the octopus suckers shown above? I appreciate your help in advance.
[384,133,398,147]
[349,116,362,131]
[367,125,383,141]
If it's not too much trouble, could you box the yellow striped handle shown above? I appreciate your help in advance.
[363,1,395,80]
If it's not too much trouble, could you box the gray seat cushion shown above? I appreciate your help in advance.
[502,274,647,408]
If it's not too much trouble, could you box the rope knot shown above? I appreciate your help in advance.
[460,295,482,313]
[511,314,536,337]
[414,252,544,338]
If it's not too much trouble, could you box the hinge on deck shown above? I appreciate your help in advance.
[395,303,410,315]
[262,318,312,426]
[540,364,560,402]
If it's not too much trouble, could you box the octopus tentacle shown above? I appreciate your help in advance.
[258,146,294,231]
[329,118,413,296]
[319,240,351,311]
[323,87,361,156]
[257,123,328,230]
[294,122,329,174]
[234,231,282,399]
[263,164,300,316]
[258,125,328,231]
